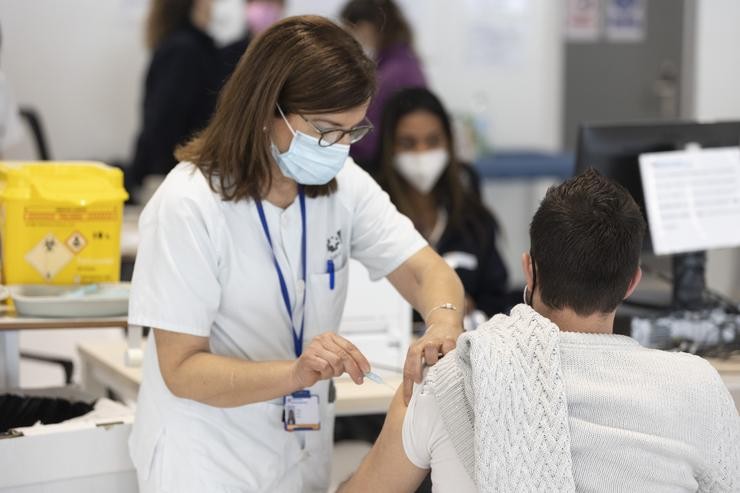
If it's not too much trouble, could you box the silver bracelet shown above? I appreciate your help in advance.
[425,303,458,321]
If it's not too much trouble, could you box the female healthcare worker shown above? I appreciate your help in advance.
[128,16,464,493]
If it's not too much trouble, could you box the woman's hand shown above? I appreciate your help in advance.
[290,332,371,390]
[385,246,466,405]
[402,322,461,405]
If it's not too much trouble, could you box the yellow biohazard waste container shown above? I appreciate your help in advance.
[0,161,129,284]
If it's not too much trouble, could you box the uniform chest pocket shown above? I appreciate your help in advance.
[307,260,349,333]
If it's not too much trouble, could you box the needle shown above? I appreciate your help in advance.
[364,371,395,390]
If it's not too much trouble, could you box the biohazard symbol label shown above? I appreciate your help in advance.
[66,231,87,254]
[24,233,74,281]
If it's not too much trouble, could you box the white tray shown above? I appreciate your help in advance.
[9,283,130,318]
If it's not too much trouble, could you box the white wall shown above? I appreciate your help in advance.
[419,0,563,152]
[693,0,740,121]
[692,0,740,299]
[0,0,149,162]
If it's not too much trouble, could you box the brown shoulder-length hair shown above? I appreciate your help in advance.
[340,0,413,53]
[146,0,193,50]
[177,15,376,201]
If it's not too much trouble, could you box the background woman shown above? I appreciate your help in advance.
[340,0,426,171]
[129,0,248,197]
[377,87,510,322]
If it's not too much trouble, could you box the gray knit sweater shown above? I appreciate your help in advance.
[426,304,740,492]
[428,304,575,492]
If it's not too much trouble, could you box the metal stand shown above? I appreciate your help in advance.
[672,251,707,310]
[124,325,143,367]
[0,331,20,389]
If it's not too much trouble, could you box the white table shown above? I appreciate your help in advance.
[705,356,740,411]
[77,340,402,415]
[0,310,129,389]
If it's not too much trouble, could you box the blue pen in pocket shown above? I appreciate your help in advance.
[327,259,335,290]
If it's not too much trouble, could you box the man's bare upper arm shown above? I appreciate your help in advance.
[338,387,428,492]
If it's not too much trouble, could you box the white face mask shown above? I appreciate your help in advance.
[394,148,449,194]
[207,0,247,47]
[272,104,350,185]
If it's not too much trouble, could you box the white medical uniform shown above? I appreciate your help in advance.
[128,160,426,492]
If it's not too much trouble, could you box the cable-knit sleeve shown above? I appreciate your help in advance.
[698,362,740,491]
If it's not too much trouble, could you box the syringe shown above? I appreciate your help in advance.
[364,371,396,390]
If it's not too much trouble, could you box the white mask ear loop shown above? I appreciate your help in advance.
[523,285,529,305]
[276,104,297,136]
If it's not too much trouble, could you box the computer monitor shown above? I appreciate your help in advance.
[575,120,740,309]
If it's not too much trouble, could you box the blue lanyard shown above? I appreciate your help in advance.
[255,187,307,358]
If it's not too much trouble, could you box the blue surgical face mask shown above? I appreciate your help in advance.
[271,106,350,185]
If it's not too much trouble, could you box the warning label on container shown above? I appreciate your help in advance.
[24,233,74,280]
[23,207,119,224]
[66,231,87,253]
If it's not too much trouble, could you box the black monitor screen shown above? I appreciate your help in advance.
[574,121,740,253]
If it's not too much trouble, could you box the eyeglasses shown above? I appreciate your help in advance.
[277,104,374,147]
[299,114,374,147]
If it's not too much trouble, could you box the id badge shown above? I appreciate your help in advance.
[283,390,320,431]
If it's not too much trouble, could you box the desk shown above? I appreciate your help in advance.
[0,309,128,389]
[707,355,740,410]
[77,340,402,415]
[705,355,740,374]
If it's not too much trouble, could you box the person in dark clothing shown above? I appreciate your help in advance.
[377,87,510,321]
[129,0,250,197]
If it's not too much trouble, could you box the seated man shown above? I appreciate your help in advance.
[339,169,740,492]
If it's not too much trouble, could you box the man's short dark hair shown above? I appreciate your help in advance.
[530,168,646,315]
